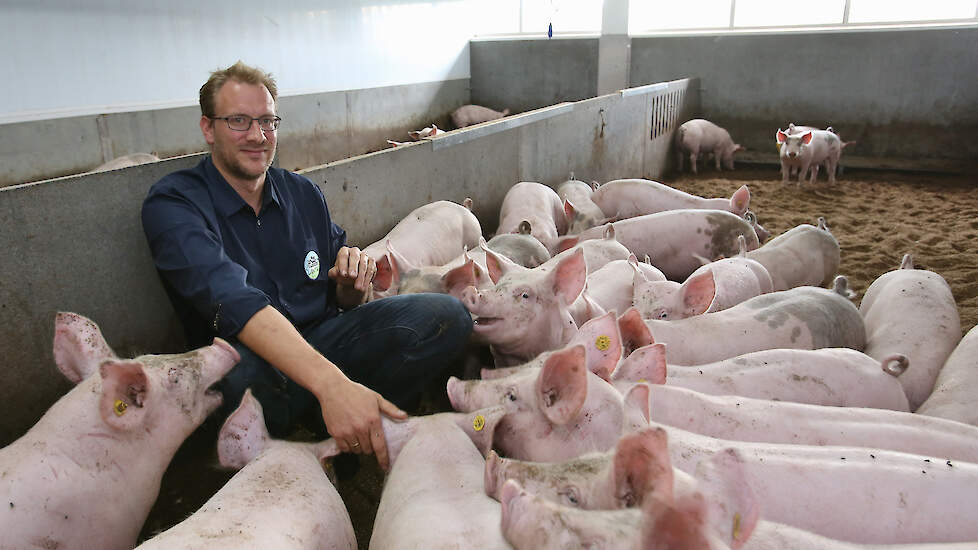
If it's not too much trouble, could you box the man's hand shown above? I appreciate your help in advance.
[317,376,407,471]
[329,246,376,296]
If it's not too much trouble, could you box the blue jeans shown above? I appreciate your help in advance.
[217,293,472,438]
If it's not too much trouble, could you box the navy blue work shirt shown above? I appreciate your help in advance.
[141,156,345,349]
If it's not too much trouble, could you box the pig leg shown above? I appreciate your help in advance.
[808,163,820,185]
[798,160,812,185]
[689,149,699,175]
[780,161,790,184]
[676,149,685,173]
[825,154,840,185]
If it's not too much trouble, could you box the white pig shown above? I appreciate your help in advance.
[859,254,962,410]
[591,178,751,220]
[557,177,606,234]
[496,181,569,253]
[451,104,510,128]
[776,128,843,184]
[0,312,239,550]
[617,282,867,366]
[617,344,910,410]
[370,408,511,550]
[675,118,745,174]
[408,124,444,140]
[746,217,840,291]
[135,389,356,549]
[633,236,774,320]
[917,324,978,426]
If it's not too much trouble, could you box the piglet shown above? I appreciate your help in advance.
[446,344,651,462]
[591,178,750,219]
[917,324,978,426]
[451,104,510,128]
[675,118,745,174]
[135,389,356,549]
[0,312,239,550]
[776,128,844,184]
[408,124,444,140]
[746,217,840,291]
[618,281,866,366]
[860,254,962,410]
[633,235,774,320]
[496,181,568,253]
[370,407,510,549]
[557,177,606,234]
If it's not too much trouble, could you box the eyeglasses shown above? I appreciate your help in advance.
[209,115,282,132]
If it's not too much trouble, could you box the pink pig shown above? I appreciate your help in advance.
[917,324,978,426]
[632,236,774,320]
[617,282,867,366]
[675,118,745,174]
[746,217,840,291]
[0,313,239,550]
[591,178,750,219]
[776,128,844,184]
[370,408,510,550]
[135,389,356,549]
[655,422,978,544]
[859,254,962,411]
[364,199,482,300]
[556,177,606,234]
[496,181,569,253]
[617,344,909,410]
[451,104,510,128]
[569,210,761,281]
[446,344,651,462]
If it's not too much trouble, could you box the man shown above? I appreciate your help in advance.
[141,61,472,470]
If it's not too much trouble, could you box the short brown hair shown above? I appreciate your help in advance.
[199,61,278,117]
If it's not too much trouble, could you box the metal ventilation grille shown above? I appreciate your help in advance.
[650,88,685,140]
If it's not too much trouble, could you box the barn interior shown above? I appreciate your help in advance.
[1,1,977,548]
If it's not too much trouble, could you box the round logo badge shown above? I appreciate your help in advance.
[304,250,320,280]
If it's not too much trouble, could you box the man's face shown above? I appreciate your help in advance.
[201,80,277,183]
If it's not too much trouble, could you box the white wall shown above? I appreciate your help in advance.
[0,0,516,124]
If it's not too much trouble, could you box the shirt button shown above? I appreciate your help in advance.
[257,218,262,227]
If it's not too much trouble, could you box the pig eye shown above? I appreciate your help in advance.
[655,309,669,320]
[621,491,636,508]
[504,388,517,402]
[559,488,581,507]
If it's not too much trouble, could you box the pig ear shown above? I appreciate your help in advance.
[617,308,654,357]
[53,312,117,384]
[218,389,271,470]
[99,360,149,431]
[729,185,750,216]
[548,248,586,306]
[453,405,506,457]
[775,129,787,143]
[612,426,674,508]
[463,197,474,211]
[386,241,417,277]
[624,382,651,423]
[443,258,481,295]
[612,343,667,385]
[641,492,713,550]
[693,448,760,549]
[571,310,622,381]
[373,254,394,292]
[484,246,518,284]
[537,344,589,426]
[801,131,813,145]
[563,199,577,225]
[408,130,421,140]
[680,271,717,316]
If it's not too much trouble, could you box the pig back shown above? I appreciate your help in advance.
[370,419,511,549]
[917,324,978,426]
[747,224,840,290]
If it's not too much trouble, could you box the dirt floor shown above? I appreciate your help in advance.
[138,166,977,549]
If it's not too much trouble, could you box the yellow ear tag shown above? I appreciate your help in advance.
[595,335,611,351]
[638,379,648,384]
[113,399,128,416]
[473,415,486,432]
[732,513,742,540]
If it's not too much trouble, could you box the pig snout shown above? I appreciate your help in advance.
[461,285,484,311]
[499,479,532,541]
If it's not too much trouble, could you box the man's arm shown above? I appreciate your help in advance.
[237,305,405,470]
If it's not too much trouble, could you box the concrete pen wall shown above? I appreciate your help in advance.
[0,77,699,445]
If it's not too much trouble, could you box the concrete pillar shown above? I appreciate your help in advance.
[598,0,630,96]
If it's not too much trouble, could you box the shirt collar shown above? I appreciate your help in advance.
[205,156,281,218]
